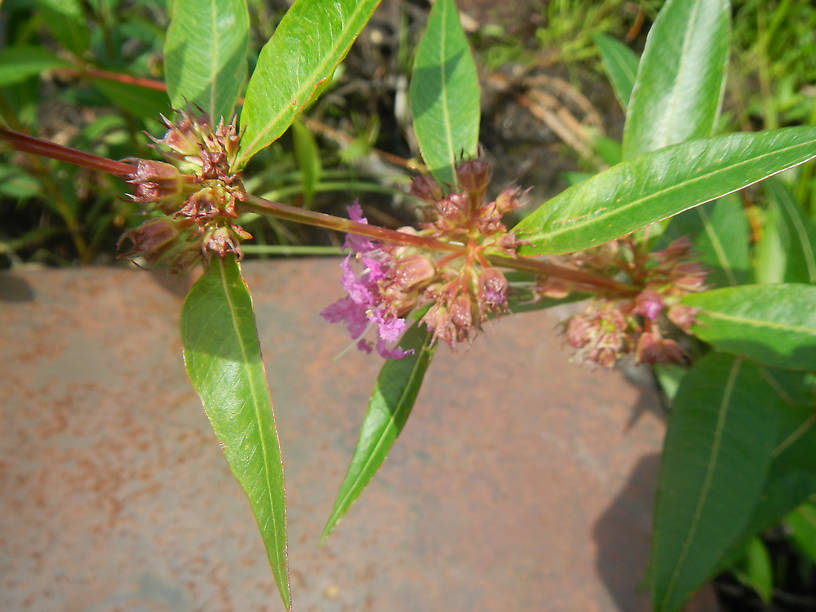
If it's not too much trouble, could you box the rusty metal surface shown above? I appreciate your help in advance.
[0,260,717,611]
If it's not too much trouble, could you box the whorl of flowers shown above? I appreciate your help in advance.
[321,159,525,359]
[551,237,707,367]
[118,108,250,270]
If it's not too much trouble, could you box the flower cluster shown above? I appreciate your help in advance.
[322,159,525,358]
[119,109,250,270]
[555,237,706,367]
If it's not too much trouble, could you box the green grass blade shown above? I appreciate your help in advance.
[321,321,435,541]
[164,0,250,122]
[180,255,291,610]
[514,128,816,255]
[234,0,381,169]
[409,0,480,187]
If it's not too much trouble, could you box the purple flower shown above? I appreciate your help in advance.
[343,200,377,254]
[320,205,413,360]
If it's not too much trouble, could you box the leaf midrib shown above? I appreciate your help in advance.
[698,204,738,286]
[208,0,218,120]
[523,135,816,245]
[697,309,816,336]
[660,357,742,608]
[236,0,374,167]
[777,187,816,282]
[217,259,287,588]
[325,330,433,534]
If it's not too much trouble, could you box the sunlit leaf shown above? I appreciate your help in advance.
[410,0,480,187]
[235,0,381,169]
[180,255,291,610]
[682,284,816,370]
[623,0,730,159]
[322,321,435,541]
[164,0,249,122]
[515,128,816,255]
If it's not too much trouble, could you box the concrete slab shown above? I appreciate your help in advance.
[0,261,717,611]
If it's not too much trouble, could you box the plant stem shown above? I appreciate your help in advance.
[1,128,136,177]
[242,194,637,295]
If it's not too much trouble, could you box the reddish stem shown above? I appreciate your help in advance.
[78,66,168,92]
[1,128,136,177]
[243,194,638,295]
[244,194,464,254]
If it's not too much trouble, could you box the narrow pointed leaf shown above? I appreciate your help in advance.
[410,0,480,187]
[234,0,381,169]
[515,128,816,255]
[593,33,639,110]
[650,353,779,612]
[761,178,816,283]
[164,0,249,122]
[681,284,816,370]
[660,195,751,287]
[622,0,730,159]
[322,321,435,540]
[180,256,290,610]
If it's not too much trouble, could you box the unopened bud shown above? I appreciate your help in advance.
[394,255,436,290]
[409,175,443,202]
[479,267,508,309]
[127,160,185,205]
[455,159,491,196]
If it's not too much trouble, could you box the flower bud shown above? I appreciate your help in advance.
[633,289,664,320]
[409,175,443,202]
[479,267,508,309]
[394,255,436,291]
[127,160,185,205]
[450,295,473,331]
[455,159,491,196]
[118,217,179,260]
[636,332,686,364]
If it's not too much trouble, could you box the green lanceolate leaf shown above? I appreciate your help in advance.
[514,127,816,256]
[660,195,751,287]
[622,0,730,159]
[650,353,780,612]
[410,0,480,187]
[322,321,435,541]
[180,255,290,610]
[593,33,639,110]
[164,0,249,122]
[760,178,816,283]
[0,46,70,86]
[681,284,816,370]
[234,0,381,170]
